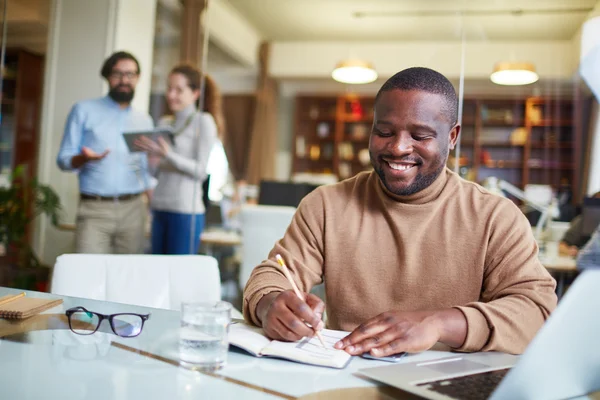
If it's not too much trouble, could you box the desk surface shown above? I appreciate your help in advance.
[1,288,598,400]
[0,287,453,400]
[539,254,577,272]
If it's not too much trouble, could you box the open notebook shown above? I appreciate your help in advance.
[229,322,352,369]
[0,295,63,319]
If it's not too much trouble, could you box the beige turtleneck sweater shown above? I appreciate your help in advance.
[243,168,557,354]
[151,105,217,214]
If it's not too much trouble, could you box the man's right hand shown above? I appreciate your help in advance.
[256,290,325,342]
[71,147,109,169]
[82,146,110,161]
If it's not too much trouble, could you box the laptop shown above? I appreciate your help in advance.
[359,270,600,400]
[581,197,600,237]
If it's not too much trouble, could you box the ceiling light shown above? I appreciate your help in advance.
[331,59,378,84]
[490,62,539,86]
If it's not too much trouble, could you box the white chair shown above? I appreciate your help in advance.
[51,254,222,311]
[239,205,296,289]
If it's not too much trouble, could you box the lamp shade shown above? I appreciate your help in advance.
[490,62,539,86]
[331,59,378,84]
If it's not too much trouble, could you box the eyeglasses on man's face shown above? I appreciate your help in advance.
[65,306,150,338]
[109,70,138,81]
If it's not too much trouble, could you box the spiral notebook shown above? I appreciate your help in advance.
[0,295,63,319]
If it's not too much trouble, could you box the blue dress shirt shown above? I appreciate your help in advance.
[57,96,154,196]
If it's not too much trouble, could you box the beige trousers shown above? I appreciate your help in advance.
[75,195,147,254]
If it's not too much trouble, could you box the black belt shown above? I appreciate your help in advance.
[80,192,142,201]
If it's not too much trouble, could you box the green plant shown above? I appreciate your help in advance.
[0,165,61,268]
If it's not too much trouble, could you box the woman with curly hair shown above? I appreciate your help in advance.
[136,64,224,254]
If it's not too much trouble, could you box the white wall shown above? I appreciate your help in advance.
[113,0,157,112]
[34,0,158,265]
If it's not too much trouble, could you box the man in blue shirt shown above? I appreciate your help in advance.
[57,51,154,254]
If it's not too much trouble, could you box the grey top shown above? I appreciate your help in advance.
[151,104,218,214]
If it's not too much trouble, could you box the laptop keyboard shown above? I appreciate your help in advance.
[416,368,510,400]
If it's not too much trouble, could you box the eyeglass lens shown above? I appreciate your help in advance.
[112,314,144,337]
[110,71,137,80]
[69,310,100,335]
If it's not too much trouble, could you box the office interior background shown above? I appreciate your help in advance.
[0,0,599,302]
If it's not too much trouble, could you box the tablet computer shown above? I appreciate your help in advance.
[122,127,174,152]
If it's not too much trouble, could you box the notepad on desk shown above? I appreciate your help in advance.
[229,323,352,369]
[0,295,63,319]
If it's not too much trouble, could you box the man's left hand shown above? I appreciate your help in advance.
[334,310,445,356]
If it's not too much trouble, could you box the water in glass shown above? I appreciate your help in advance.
[179,302,231,370]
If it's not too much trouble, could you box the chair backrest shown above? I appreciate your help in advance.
[50,254,221,310]
[239,204,296,289]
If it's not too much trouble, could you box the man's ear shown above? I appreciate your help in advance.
[448,124,461,150]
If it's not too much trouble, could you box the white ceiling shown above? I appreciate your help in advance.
[226,0,598,41]
[2,0,50,54]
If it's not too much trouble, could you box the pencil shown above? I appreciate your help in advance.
[276,254,326,348]
[0,292,26,307]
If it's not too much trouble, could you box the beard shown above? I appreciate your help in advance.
[371,151,447,196]
[108,85,135,104]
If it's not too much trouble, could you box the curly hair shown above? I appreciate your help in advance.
[376,67,458,125]
[170,64,225,138]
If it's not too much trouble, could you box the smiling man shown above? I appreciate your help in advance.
[243,67,557,356]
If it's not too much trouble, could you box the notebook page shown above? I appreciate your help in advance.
[228,323,272,356]
[260,329,352,369]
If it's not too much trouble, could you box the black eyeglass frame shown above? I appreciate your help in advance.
[65,306,151,338]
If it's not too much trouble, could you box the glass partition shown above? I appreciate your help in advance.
[0,0,595,301]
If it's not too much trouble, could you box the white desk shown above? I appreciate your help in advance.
[0,287,453,400]
[1,288,599,400]
[200,228,242,257]
[539,252,578,299]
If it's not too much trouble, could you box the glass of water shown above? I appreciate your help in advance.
[179,301,231,370]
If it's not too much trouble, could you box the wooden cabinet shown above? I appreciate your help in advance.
[293,95,374,179]
[294,94,580,193]
[451,97,579,191]
[0,49,44,184]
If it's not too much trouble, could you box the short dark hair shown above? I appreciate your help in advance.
[375,67,458,124]
[100,51,140,79]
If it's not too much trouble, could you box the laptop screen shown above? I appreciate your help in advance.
[581,197,600,237]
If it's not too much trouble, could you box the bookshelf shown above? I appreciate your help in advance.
[451,97,578,191]
[0,49,44,183]
[293,94,580,193]
[293,95,374,180]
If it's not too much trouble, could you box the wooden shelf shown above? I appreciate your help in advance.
[294,95,579,188]
[481,119,525,127]
[480,142,524,148]
[340,115,374,123]
[528,163,574,170]
[480,161,523,169]
[530,120,573,127]
[342,137,369,143]
[299,115,336,122]
[530,142,573,149]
